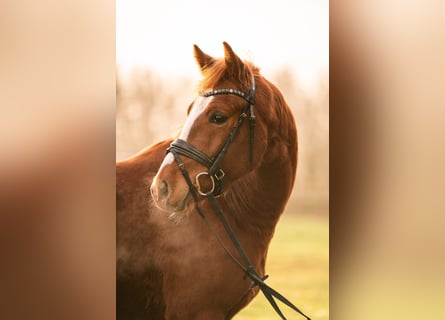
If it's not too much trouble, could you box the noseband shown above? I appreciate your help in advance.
[164,76,310,320]
[167,76,256,197]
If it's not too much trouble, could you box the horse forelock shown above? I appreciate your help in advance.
[198,59,259,93]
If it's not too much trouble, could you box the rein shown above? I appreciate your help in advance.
[166,77,310,320]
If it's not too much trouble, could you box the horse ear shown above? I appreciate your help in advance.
[223,41,246,79]
[194,44,215,72]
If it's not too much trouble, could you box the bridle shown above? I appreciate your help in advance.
[167,77,256,197]
[166,76,310,320]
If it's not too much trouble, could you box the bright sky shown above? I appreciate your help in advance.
[117,0,328,90]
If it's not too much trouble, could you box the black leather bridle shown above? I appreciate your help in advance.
[166,76,310,320]
[167,77,256,197]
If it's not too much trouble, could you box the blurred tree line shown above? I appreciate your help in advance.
[116,68,328,216]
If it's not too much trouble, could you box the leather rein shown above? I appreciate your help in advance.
[166,76,310,320]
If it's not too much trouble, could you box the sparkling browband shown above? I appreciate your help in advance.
[202,88,253,104]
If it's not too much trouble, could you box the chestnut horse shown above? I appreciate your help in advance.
[117,42,299,319]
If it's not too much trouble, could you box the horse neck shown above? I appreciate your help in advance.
[224,138,297,239]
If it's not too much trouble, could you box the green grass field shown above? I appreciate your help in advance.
[235,214,329,320]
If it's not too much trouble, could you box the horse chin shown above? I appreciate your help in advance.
[153,190,194,217]
[171,191,194,214]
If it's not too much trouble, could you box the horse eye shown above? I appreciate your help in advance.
[209,113,228,124]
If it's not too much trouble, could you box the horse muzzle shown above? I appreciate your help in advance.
[150,176,193,213]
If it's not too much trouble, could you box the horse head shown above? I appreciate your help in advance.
[151,42,271,214]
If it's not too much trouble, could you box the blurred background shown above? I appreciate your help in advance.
[330,1,445,319]
[0,1,115,319]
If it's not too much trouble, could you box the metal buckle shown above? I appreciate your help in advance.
[214,169,225,181]
[195,172,215,196]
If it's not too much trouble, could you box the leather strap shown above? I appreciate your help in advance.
[168,139,213,168]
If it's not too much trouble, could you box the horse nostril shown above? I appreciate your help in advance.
[160,180,169,197]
